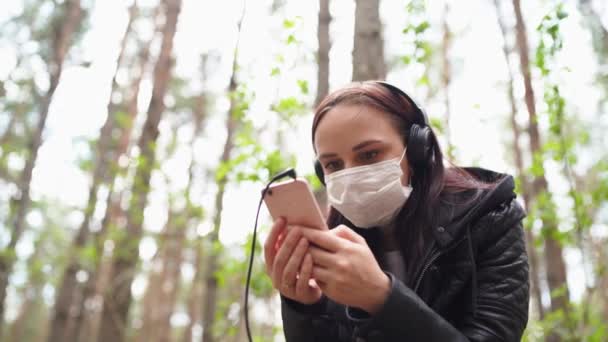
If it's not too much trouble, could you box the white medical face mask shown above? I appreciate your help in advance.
[325,150,412,228]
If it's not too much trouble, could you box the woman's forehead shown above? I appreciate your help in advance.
[314,104,403,153]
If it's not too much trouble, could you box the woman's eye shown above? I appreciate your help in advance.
[324,161,342,172]
[361,150,379,162]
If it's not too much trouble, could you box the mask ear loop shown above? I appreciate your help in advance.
[399,147,413,187]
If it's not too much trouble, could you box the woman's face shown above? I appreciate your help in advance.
[314,104,410,184]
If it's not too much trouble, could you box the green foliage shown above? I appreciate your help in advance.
[529,299,607,342]
[296,79,309,95]
[305,173,323,191]
[429,117,444,134]
[76,244,99,269]
[271,96,307,123]
[229,84,253,121]
[400,0,432,67]
[0,248,17,267]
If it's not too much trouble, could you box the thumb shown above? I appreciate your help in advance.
[333,225,364,244]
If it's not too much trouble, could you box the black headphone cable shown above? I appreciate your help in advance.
[244,168,297,342]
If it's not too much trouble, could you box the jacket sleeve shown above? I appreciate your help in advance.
[347,201,529,342]
[281,295,338,342]
[458,202,529,341]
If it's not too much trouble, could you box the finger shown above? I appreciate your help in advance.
[311,266,332,284]
[308,246,335,268]
[299,227,343,252]
[264,217,286,273]
[272,227,302,286]
[333,225,365,244]
[282,237,308,287]
[296,253,314,295]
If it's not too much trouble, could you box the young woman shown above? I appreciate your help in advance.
[263,81,529,341]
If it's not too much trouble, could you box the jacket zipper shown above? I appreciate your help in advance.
[413,236,467,293]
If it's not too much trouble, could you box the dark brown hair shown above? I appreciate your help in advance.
[312,81,490,285]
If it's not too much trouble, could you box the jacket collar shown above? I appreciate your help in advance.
[432,168,517,248]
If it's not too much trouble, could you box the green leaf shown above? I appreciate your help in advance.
[283,18,295,29]
[286,34,297,45]
[415,21,429,34]
[296,79,309,95]
[429,117,444,134]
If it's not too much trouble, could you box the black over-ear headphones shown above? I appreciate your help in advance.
[314,81,432,186]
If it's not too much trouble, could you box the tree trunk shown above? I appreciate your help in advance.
[182,242,204,342]
[201,7,247,340]
[46,4,138,342]
[156,218,186,342]
[578,0,608,61]
[73,8,160,342]
[151,89,207,342]
[440,1,454,159]
[177,73,210,342]
[596,239,608,325]
[351,0,385,81]
[201,99,236,342]
[512,0,570,331]
[493,0,544,320]
[315,0,331,107]
[137,218,168,342]
[76,244,114,342]
[140,161,198,342]
[97,1,182,341]
[8,242,48,342]
[0,1,83,337]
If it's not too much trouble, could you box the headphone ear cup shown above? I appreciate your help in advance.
[407,124,432,168]
[314,160,326,186]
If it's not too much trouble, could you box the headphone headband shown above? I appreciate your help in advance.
[373,81,429,126]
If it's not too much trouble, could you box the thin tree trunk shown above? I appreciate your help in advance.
[578,0,608,60]
[493,0,544,320]
[137,220,167,342]
[512,0,570,334]
[313,0,331,214]
[156,218,186,342]
[151,90,207,342]
[98,1,182,341]
[352,0,385,81]
[8,244,47,342]
[77,243,114,342]
[74,9,160,342]
[315,0,331,107]
[179,74,210,342]
[182,242,204,342]
[0,1,83,338]
[200,78,236,342]
[440,1,454,159]
[139,209,188,342]
[46,4,138,342]
[202,6,246,341]
[597,239,608,324]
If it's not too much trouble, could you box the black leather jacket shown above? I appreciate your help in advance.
[281,168,530,341]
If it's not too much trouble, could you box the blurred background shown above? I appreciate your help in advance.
[0,0,607,341]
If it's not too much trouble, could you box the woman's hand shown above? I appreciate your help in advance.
[300,225,391,314]
[263,217,322,305]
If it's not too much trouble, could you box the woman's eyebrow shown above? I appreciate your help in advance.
[318,140,383,159]
[318,152,338,160]
[352,139,383,151]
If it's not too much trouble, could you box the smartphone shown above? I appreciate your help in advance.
[263,178,328,230]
